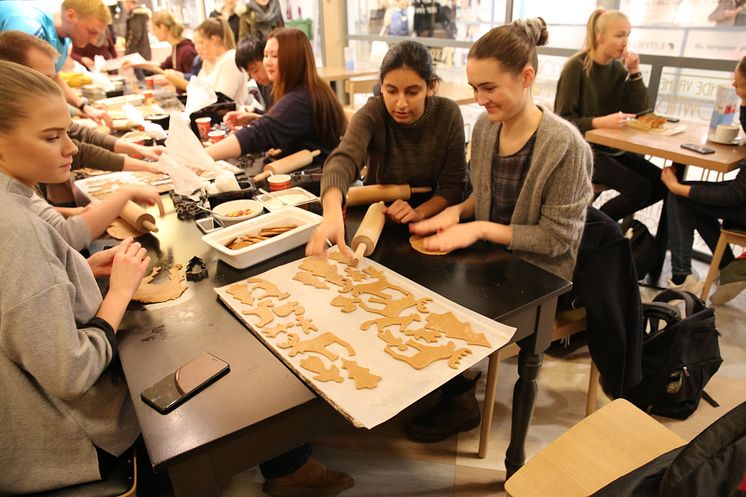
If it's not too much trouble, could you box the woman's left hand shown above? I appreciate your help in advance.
[385,199,424,224]
[421,222,481,253]
[87,245,120,277]
[131,143,166,161]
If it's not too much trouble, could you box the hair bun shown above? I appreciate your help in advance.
[513,17,548,47]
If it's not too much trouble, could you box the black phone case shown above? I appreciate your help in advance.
[141,358,230,414]
[680,143,715,154]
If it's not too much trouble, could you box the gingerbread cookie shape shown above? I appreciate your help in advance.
[132,265,187,303]
[328,250,354,266]
[341,359,382,389]
[295,316,318,335]
[359,294,431,317]
[384,340,471,370]
[226,283,255,306]
[273,301,305,317]
[247,277,290,301]
[277,332,356,361]
[298,257,349,287]
[293,271,328,289]
[300,356,344,383]
[330,295,360,313]
[409,235,452,256]
[261,322,294,339]
[361,313,421,332]
[241,300,275,328]
[425,312,491,347]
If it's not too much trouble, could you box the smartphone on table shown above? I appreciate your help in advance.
[141,352,230,414]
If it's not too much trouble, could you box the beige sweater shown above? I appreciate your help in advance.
[470,107,593,280]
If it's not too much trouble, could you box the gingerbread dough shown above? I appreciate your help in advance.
[106,218,142,240]
[132,265,186,303]
[226,283,255,306]
[277,332,356,361]
[300,356,344,383]
[409,235,452,256]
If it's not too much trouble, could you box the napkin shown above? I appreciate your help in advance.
[184,76,217,117]
[165,113,221,174]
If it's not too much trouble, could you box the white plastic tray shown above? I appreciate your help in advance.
[255,187,318,211]
[201,207,321,269]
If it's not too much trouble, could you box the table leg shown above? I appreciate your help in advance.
[504,299,556,478]
[504,347,543,478]
[168,452,220,497]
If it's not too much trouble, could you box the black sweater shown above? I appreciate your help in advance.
[688,106,746,207]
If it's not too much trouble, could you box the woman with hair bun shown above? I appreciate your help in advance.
[306,39,469,256]
[555,9,666,222]
[406,18,593,443]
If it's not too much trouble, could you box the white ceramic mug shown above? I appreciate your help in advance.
[715,124,739,143]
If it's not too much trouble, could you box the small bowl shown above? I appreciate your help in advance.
[212,199,263,226]
[145,113,169,130]
[268,173,292,191]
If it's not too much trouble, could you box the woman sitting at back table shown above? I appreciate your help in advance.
[554,9,666,222]
[661,55,746,300]
[206,28,346,167]
[121,11,197,92]
[306,40,468,256]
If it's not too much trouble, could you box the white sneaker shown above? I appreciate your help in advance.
[667,274,704,297]
[710,280,746,305]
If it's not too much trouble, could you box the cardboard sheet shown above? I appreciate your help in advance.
[215,250,515,429]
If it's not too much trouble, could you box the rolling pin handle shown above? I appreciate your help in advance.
[351,243,366,267]
[142,220,158,233]
[253,169,272,182]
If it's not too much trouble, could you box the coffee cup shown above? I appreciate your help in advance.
[268,173,292,191]
[144,76,155,89]
[208,129,226,143]
[195,117,211,140]
[715,124,739,143]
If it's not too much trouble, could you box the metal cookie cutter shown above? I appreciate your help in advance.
[185,256,208,282]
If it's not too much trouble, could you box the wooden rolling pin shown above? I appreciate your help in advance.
[351,201,386,266]
[120,200,158,233]
[346,184,432,207]
[253,149,321,182]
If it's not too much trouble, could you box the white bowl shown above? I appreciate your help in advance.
[201,207,322,269]
[212,199,263,226]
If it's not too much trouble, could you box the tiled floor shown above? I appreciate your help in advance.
[220,260,746,497]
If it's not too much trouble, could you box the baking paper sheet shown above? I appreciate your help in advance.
[215,250,515,429]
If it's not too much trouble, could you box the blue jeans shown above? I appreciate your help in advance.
[666,185,746,276]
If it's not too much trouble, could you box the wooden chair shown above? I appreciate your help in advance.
[344,76,378,111]
[504,399,686,497]
[27,450,137,497]
[478,308,600,458]
[700,225,746,301]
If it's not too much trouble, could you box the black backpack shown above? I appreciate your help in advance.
[622,289,722,419]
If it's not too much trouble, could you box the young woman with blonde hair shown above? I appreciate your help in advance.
[0,60,150,494]
[207,28,347,166]
[193,17,247,103]
[122,10,197,87]
[555,9,666,222]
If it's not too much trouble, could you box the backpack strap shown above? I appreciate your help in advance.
[642,301,681,340]
[653,289,706,317]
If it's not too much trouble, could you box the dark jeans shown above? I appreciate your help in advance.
[593,150,667,221]
[259,443,312,479]
[666,185,746,276]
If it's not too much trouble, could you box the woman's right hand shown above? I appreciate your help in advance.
[223,110,261,130]
[593,111,635,129]
[124,186,165,217]
[409,205,461,236]
[108,238,151,299]
[306,212,351,257]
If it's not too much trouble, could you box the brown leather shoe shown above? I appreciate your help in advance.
[262,458,354,497]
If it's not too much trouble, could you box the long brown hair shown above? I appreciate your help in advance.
[267,28,347,150]
[581,9,628,76]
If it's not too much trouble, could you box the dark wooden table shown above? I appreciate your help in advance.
[118,202,570,496]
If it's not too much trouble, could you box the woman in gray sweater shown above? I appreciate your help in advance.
[407,18,593,443]
[0,61,149,494]
[307,40,469,256]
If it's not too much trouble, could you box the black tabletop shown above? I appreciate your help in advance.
[118,200,570,469]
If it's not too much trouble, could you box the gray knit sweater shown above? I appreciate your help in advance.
[0,173,139,494]
[471,107,593,280]
[29,192,93,251]
[321,95,469,206]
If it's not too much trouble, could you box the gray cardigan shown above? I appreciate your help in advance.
[471,107,593,280]
[29,192,93,251]
[0,173,139,493]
